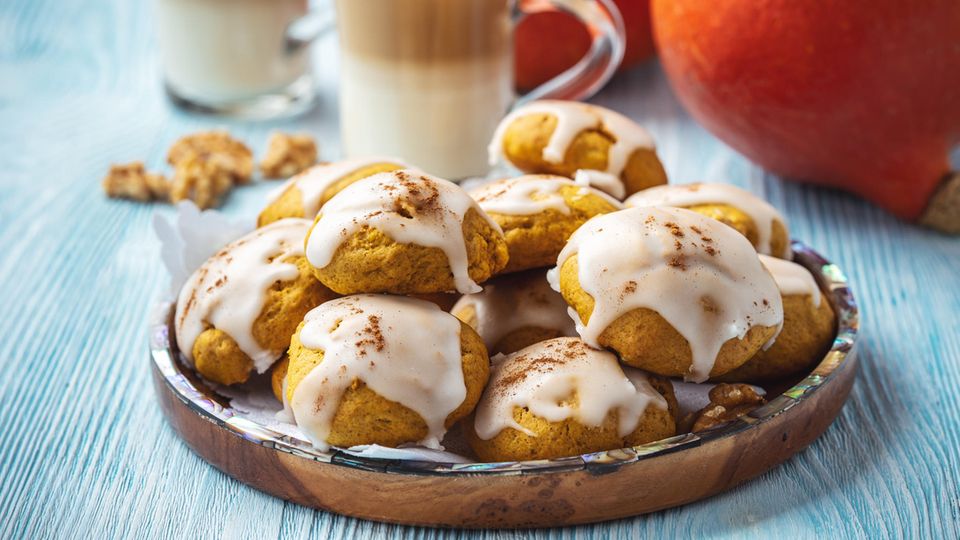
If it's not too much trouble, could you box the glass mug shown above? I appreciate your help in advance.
[155,0,331,118]
[335,0,625,179]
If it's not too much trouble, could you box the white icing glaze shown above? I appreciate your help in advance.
[265,156,409,217]
[470,174,622,217]
[574,169,626,200]
[759,254,822,307]
[624,182,791,257]
[304,169,501,294]
[175,218,312,374]
[548,207,784,383]
[488,100,655,179]
[290,295,467,451]
[451,270,577,351]
[275,371,294,423]
[473,338,667,440]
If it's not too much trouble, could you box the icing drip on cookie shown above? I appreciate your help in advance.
[175,218,311,373]
[291,295,466,451]
[471,174,621,216]
[760,255,822,307]
[276,375,294,423]
[548,207,783,383]
[625,182,790,257]
[266,156,408,217]
[574,169,626,200]
[305,170,500,294]
[473,338,667,440]
[452,270,577,351]
[488,100,655,179]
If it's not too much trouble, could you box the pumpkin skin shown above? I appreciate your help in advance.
[651,0,960,221]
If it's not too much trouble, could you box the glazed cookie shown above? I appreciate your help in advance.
[625,182,791,258]
[488,100,668,199]
[175,219,338,386]
[466,338,677,462]
[549,207,784,382]
[452,269,577,355]
[286,295,490,451]
[470,175,622,272]
[716,255,836,382]
[304,169,509,295]
[258,157,408,226]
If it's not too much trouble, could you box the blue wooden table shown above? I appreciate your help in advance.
[2,1,959,538]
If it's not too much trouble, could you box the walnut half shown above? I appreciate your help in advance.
[102,162,170,202]
[260,132,318,179]
[169,153,235,210]
[167,131,254,184]
[687,383,766,433]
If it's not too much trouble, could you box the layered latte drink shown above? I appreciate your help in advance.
[336,0,514,179]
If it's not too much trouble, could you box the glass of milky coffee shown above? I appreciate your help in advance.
[336,0,626,180]
[156,0,331,118]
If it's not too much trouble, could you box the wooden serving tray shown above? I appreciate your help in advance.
[150,241,859,528]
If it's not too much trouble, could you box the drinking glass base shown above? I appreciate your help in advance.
[164,75,317,120]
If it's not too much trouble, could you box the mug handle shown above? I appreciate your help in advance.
[285,9,336,54]
[513,0,626,107]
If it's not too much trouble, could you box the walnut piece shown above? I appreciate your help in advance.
[260,132,318,179]
[169,153,235,209]
[102,162,170,202]
[689,383,766,433]
[167,131,254,184]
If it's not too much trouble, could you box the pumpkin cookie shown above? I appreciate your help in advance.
[470,174,622,272]
[488,100,668,199]
[466,338,677,462]
[286,295,489,450]
[625,182,791,258]
[258,157,408,226]
[452,269,577,355]
[304,169,508,295]
[549,207,784,382]
[175,219,338,386]
[715,255,835,382]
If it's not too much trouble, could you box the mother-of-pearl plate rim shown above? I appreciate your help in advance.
[149,240,858,476]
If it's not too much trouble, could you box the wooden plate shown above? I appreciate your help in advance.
[150,241,859,528]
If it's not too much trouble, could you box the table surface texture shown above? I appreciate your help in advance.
[1,1,958,539]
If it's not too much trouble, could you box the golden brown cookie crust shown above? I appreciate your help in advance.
[258,162,406,227]
[487,184,620,273]
[558,255,778,378]
[680,203,789,258]
[308,208,508,294]
[257,186,306,228]
[189,255,337,386]
[285,321,489,449]
[715,294,835,383]
[192,328,255,386]
[466,375,677,462]
[500,113,667,198]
